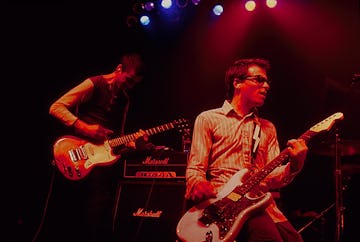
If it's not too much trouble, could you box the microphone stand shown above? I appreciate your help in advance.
[334,131,344,242]
[297,202,335,235]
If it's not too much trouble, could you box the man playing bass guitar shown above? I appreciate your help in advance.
[180,58,308,242]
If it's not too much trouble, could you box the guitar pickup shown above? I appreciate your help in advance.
[68,146,88,162]
[199,204,224,226]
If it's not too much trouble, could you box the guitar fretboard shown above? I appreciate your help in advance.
[108,122,175,148]
[230,112,345,198]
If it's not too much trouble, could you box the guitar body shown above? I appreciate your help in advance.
[176,169,272,242]
[53,135,119,181]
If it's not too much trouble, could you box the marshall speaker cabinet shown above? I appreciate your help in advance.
[113,180,187,242]
[113,149,188,242]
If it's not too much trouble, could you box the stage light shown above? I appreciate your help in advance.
[132,2,144,14]
[144,1,155,11]
[176,0,188,8]
[266,0,277,8]
[191,0,201,5]
[245,0,256,12]
[212,4,224,16]
[161,0,173,9]
[126,15,138,28]
[139,15,151,26]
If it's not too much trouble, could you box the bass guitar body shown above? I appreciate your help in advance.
[176,169,272,242]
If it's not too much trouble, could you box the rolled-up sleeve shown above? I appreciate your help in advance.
[263,128,301,189]
[49,78,94,126]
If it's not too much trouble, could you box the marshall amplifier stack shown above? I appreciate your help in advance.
[113,148,188,242]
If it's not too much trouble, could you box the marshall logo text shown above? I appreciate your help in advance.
[142,156,170,165]
[132,208,163,218]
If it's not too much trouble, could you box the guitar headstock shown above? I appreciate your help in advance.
[172,118,191,134]
[310,112,344,133]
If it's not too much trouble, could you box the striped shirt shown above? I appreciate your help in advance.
[185,100,299,222]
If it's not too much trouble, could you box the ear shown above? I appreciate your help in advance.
[115,64,122,72]
[233,80,242,88]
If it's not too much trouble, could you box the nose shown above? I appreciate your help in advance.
[262,81,270,91]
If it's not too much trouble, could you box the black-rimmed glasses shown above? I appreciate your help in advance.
[242,75,271,85]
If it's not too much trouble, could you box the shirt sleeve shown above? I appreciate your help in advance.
[263,127,300,189]
[49,78,94,126]
[185,114,212,199]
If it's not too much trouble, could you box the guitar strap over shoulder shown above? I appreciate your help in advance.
[120,90,130,135]
[251,120,261,163]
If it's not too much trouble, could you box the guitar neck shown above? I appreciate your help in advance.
[107,122,175,148]
[237,129,317,195]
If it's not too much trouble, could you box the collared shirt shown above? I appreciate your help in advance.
[185,100,299,222]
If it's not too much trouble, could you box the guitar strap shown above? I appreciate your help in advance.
[251,119,261,163]
[120,90,130,135]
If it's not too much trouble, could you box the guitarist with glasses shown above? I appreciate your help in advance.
[181,58,308,242]
[48,52,151,242]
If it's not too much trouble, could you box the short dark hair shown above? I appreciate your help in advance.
[120,52,145,77]
[225,58,270,99]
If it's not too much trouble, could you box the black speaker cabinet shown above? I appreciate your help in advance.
[113,180,186,242]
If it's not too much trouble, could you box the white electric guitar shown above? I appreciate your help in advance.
[176,112,344,242]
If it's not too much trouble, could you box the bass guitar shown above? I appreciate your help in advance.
[176,112,344,242]
[53,118,189,181]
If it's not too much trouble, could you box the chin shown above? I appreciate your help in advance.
[258,96,266,103]
[254,100,265,107]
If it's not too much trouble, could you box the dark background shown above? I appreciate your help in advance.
[4,1,360,241]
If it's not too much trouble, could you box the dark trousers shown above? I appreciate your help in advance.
[236,212,303,242]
